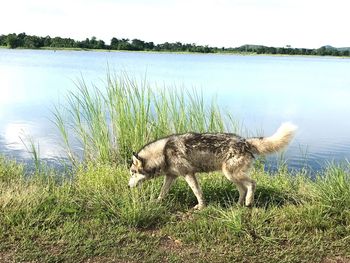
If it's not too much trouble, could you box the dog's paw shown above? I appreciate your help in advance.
[193,204,206,210]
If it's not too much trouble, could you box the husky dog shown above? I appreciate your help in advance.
[128,122,297,209]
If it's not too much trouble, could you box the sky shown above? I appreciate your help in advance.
[1,0,350,49]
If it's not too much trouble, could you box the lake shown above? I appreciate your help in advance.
[1,48,350,171]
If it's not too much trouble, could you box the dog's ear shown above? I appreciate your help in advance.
[132,152,142,167]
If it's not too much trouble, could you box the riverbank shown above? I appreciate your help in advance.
[1,156,350,262]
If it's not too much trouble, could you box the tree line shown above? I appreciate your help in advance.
[1,32,349,57]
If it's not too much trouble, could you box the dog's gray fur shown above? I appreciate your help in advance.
[128,122,297,209]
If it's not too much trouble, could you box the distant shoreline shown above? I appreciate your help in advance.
[1,32,350,57]
[0,45,250,55]
[2,45,350,59]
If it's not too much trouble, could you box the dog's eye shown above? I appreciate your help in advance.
[130,169,137,174]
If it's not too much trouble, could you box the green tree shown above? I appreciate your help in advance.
[144,41,154,50]
[317,47,327,56]
[6,34,19,48]
[43,36,52,46]
[342,50,350,56]
[110,37,119,49]
[23,35,44,48]
[118,39,132,50]
[0,35,6,46]
[131,39,145,50]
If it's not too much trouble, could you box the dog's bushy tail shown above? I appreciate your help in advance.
[247,122,297,155]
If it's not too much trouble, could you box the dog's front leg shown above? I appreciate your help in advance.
[184,174,206,210]
[157,175,176,201]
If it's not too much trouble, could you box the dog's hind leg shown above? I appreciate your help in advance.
[223,159,255,206]
[158,175,177,201]
[235,181,248,206]
[243,178,256,206]
[222,165,247,205]
[184,174,206,210]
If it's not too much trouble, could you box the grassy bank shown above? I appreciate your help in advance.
[1,156,350,262]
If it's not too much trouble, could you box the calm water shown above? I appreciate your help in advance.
[1,49,350,171]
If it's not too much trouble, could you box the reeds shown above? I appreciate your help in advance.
[53,72,238,165]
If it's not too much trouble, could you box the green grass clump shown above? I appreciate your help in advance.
[74,163,169,228]
[0,155,24,183]
[312,165,350,213]
[53,73,239,165]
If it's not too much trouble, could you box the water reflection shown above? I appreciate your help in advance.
[0,118,65,160]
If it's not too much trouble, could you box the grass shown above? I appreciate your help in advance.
[52,72,239,166]
[1,73,350,262]
[1,156,350,262]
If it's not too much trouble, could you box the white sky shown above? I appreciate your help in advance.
[1,0,350,49]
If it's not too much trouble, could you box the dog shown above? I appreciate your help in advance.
[128,122,297,209]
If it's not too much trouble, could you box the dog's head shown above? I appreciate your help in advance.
[128,152,148,188]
